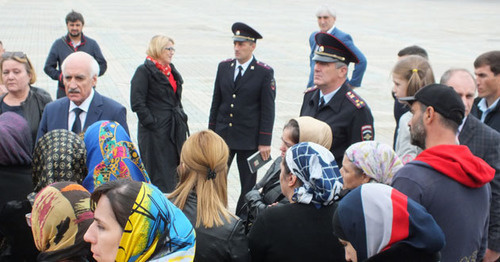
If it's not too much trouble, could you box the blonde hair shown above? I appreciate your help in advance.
[168,130,233,228]
[392,55,434,97]
[0,54,37,84]
[146,35,174,60]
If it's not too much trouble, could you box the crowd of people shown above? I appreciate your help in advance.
[1,4,500,262]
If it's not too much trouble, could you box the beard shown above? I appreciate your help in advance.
[410,115,426,150]
[69,31,81,38]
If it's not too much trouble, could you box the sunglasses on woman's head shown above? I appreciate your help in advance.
[1,51,27,59]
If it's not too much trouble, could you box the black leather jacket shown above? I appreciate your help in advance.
[181,193,250,262]
[244,156,288,231]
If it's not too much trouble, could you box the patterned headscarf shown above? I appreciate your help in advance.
[344,141,403,185]
[0,112,32,165]
[116,182,195,261]
[285,142,343,208]
[83,121,150,192]
[31,182,93,261]
[333,183,445,260]
[31,130,87,200]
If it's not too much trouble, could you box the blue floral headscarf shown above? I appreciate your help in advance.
[83,121,150,192]
[285,142,343,208]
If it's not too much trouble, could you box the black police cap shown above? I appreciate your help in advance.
[313,32,359,65]
[232,22,262,42]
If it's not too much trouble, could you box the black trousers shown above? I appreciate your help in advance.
[229,149,257,216]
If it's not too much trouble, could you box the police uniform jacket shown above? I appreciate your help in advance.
[209,57,275,150]
[300,82,374,165]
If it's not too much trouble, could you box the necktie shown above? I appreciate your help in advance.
[72,108,83,134]
[318,96,325,111]
[234,65,243,85]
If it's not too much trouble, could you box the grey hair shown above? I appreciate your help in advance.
[316,5,336,18]
[440,68,476,87]
[335,61,347,69]
[61,51,100,77]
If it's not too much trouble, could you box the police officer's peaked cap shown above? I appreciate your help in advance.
[313,32,359,65]
[232,22,262,42]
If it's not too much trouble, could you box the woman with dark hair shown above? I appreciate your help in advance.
[0,51,52,143]
[84,180,195,261]
[168,130,250,261]
[333,183,445,261]
[130,35,189,193]
[244,116,332,228]
[83,120,150,193]
[248,142,345,261]
[31,182,93,261]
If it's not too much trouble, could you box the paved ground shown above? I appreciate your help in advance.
[2,0,499,211]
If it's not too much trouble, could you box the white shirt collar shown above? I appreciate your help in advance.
[478,97,500,122]
[69,88,95,113]
[235,56,253,75]
[327,25,336,34]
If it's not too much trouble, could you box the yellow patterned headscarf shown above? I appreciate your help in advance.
[116,182,195,261]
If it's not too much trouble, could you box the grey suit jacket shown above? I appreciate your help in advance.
[460,115,500,251]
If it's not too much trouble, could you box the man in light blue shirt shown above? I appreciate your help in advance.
[471,51,500,133]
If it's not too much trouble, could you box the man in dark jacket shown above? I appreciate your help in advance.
[300,32,374,167]
[37,52,127,141]
[208,22,276,216]
[392,84,495,262]
[471,50,500,133]
[441,68,500,262]
[44,10,107,98]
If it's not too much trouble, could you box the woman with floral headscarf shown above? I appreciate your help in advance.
[340,141,403,190]
[31,182,94,261]
[84,180,195,261]
[83,120,150,192]
[248,142,345,261]
[333,183,445,261]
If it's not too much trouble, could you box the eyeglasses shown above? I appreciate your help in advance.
[1,51,27,59]
[25,213,32,227]
[164,47,175,52]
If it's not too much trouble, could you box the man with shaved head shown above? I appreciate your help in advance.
[37,51,127,141]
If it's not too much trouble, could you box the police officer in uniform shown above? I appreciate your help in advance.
[301,32,374,167]
[209,22,276,215]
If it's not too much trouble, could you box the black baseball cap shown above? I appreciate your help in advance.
[399,84,465,126]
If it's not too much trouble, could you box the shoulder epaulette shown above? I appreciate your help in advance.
[256,61,272,70]
[346,91,366,109]
[304,86,318,94]
[220,58,233,63]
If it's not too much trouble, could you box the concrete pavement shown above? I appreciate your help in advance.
[2,0,499,211]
